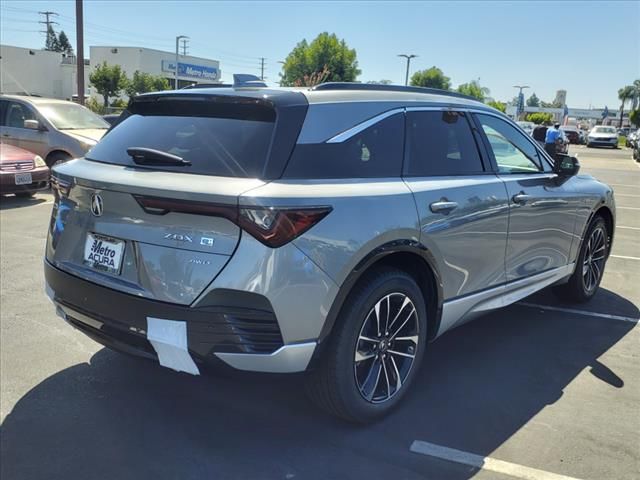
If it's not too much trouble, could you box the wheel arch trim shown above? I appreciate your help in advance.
[311,240,444,365]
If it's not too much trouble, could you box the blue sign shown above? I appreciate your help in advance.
[162,60,219,81]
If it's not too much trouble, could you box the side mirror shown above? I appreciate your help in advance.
[554,153,580,177]
[24,119,44,131]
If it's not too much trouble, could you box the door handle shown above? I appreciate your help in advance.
[512,192,531,205]
[430,200,458,214]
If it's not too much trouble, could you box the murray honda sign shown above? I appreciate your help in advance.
[162,60,219,81]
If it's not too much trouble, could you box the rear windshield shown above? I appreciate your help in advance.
[86,97,275,177]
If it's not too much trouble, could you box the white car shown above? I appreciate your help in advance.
[587,126,619,148]
[516,121,535,136]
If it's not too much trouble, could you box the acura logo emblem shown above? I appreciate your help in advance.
[90,193,104,217]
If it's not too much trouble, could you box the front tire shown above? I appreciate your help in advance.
[305,268,427,423]
[554,216,609,303]
[15,191,35,198]
[46,152,71,168]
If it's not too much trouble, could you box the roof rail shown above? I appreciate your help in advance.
[312,82,479,102]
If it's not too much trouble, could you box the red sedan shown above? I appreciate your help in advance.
[0,144,50,197]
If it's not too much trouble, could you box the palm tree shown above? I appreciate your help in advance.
[631,79,640,111]
[618,85,635,128]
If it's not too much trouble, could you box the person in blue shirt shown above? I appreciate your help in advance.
[544,123,562,158]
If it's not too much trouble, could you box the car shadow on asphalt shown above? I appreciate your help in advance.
[526,286,640,319]
[0,304,636,480]
[0,194,49,210]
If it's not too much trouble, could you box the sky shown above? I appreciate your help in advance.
[1,0,639,108]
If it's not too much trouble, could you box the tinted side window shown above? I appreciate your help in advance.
[476,114,542,174]
[5,102,36,128]
[405,111,484,176]
[283,113,403,179]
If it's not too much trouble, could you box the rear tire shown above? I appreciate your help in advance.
[46,152,71,168]
[553,216,609,303]
[305,267,427,423]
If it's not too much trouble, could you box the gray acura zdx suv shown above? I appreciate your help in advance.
[45,83,615,423]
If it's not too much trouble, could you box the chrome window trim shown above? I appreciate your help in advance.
[325,108,404,143]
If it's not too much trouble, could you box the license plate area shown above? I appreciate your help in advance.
[15,172,32,185]
[83,233,125,275]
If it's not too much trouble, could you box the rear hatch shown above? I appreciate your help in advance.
[46,91,306,305]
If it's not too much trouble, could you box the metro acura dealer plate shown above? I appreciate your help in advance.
[83,233,125,274]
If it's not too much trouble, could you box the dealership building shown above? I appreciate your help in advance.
[0,44,221,101]
[89,46,221,92]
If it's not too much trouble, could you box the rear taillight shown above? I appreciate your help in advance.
[134,196,331,248]
[238,207,331,248]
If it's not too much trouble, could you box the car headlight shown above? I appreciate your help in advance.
[34,155,46,167]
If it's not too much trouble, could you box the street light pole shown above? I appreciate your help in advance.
[513,85,530,120]
[398,54,417,86]
[175,35,188,89]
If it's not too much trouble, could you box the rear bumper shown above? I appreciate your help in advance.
[0,167,49,194]
[44,260,316,373]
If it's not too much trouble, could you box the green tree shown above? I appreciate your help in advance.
[526,93,540,107]
[89,62,128,108]
[525,112,554,124]
[487,100,506,113]
[44,25,59,51]
[125,70,170,98]
[409,66,451,90]
[57,31,73,55]
[618,85,635,128]
[630,109,640,128]
[280,32,360,86]
[456,79,490,101]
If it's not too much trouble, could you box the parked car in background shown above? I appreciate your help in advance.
[618,127,630,137]
[516,121,534,136]
[102,113,122,126]
[560,125,581,144]
[633,139,640,162]
[587,126,619,148]
[0,143,49,197]
[45,83,616,423]
[0,95,110,167]
[625,128,639,148]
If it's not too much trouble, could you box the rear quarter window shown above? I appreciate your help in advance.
[283,113,404,179]
[405,111,485,176]
[86,98,275,178]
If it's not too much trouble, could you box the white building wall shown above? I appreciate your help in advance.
[1,44,90,100]
[89,46,221,101]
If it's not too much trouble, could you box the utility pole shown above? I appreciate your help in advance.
[39,10,59,31]
[398,54,417,86]
[175,35,188,89]
[513,85,530,120]
[75,1,84,104]
[39,10,59,48]
[260,57,266,81]
[180,38,189,56]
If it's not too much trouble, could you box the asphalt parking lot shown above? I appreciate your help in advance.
[1,146,638,480]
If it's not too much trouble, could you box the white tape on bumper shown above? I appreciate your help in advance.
[146,317,200,375]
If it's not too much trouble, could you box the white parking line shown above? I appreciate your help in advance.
[519,302,639,324]
[610,254,640,261]
[616,206,640,210]
[617,225,640,230]
[615,193,640,198]
[609,184,639,188]
[410,440,583,480]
